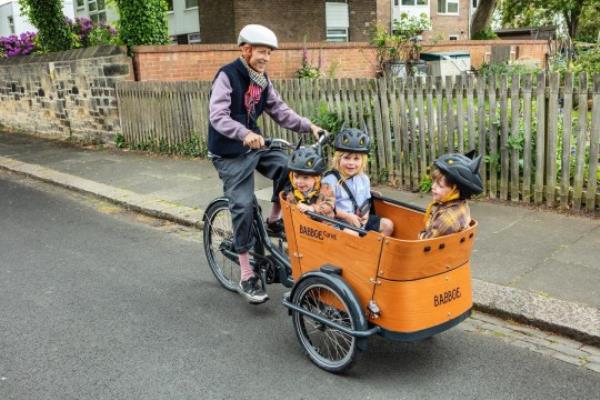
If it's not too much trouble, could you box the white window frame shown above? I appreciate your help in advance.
[187,32,201,43]
[8,16,15,34]
[76,0,85,10]
[438,0,459,15]
[87,0,107,22]
[326,28,348,42]
[185,0,198,10]
[165,0,174,13]
[401,0,428,6]
[448,34,459,40]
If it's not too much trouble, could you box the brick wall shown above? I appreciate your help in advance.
[0,46,132,143]
[133,42,378,81]
[198,0,236,44]
[424,0,471,41]
[133,39,549,81]
[198,0,379,44]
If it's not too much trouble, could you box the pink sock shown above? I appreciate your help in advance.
[268,203,281,222]
[239,252,254,281]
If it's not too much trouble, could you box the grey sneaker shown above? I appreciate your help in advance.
[238,276,269,304]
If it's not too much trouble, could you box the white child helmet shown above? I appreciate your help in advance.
[237,24,278,49]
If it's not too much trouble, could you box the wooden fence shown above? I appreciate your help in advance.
[116,73,600,213]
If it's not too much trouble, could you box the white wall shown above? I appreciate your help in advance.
[167,0,200,38]
[0,0,74,37]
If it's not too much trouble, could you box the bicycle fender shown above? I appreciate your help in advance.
[290,268,370,351]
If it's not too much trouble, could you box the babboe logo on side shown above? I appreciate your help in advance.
[434,287,461,307]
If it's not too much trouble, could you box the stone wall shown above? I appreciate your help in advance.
[0,46,133,143]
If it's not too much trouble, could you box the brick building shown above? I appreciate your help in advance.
[197,0,477,44]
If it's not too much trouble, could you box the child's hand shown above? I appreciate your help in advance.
[298,203,313,213]
[346,214,362,228]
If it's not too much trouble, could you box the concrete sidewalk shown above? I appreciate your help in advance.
[0,131,598,346]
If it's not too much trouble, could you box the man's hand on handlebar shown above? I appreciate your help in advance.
[310,124,324,141]
[243,131,265,149]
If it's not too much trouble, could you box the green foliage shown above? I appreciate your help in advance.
[114,133,126,149]
[311,102,342,134]
[19,0,73,52]
[500,0,591,39]
[128,135,207,157]
[370,13,430,76]
[420,175,432,193]
[576,3,600,42]
[549,44,600,78]
[471,27,498,40]
[113,0,170,49]
[478,61,542,78]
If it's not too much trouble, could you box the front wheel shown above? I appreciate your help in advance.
[203,199,240,292]
[291,276,360,373]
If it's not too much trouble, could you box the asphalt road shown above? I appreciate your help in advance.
[1,171,599,400]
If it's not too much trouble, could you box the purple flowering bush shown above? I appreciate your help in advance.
[66,17,120,48]
[0,17,119,58]
[0,32,39,58]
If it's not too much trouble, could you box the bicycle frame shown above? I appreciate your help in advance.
[214,195,294,288]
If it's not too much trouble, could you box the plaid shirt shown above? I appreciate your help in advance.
[286,183,336,219]
[419,199,471,239]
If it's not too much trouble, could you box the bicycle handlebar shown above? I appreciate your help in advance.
[264,130,331,151]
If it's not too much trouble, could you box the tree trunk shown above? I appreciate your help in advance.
[470,0,498,38]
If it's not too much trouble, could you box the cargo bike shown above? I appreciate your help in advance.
[203,133,478,372]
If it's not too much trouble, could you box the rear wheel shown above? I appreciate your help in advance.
[291,276,360,373]
[203,199,240,292]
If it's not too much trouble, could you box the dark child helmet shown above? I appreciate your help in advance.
[434,150,483,197]
[288,146,326,175]
[333,127,370,154]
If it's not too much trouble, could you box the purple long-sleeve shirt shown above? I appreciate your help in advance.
[209,71,312,141]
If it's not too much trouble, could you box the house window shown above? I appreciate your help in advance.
[449,34,459,40]
[326,28,349,42]
[472,0,479,8]
[76,0,85,9]
[87,0,106,22]
[8,16,15,34]
[326,1,349,42]
[438,0,459,14]
[166,0,174,12]
[188,32,201,43]
[185,0,198,9]
[402,0,428,5]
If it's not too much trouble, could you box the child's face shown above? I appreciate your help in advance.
[339,153,363,176]
[432,176,453,202]
[292,172,317,193]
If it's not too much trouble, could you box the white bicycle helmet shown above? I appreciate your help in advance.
[237,24,279,49]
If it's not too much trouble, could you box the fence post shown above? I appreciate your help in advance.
[587,74,600,212]
[379,78,395,182]
[488,74,498,199]
[445,75,456,153]
[534,72,546,205]
[456,74,464,153]
[560,72,573,209]
[466,74,476,151]
[499,74,509,200]
[416,77,427,182]
[436,76,445,156]
[407,77,419,189]
[510,73,521,202]
[522,73,533,203]
[545,73,560,208]
[477,74,487,195]
[426,76,436,163]
[572,73,588,211]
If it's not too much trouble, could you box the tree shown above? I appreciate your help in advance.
[113,0,170,49]
[470,0,498,39]
[18,0,73,52]
[501,0,594,40]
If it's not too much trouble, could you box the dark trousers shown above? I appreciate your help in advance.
[211,148,289,253]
